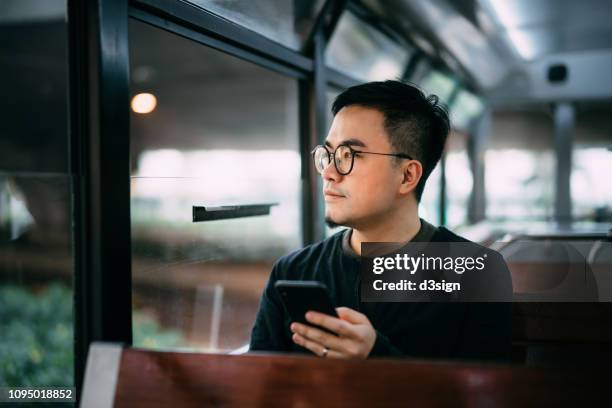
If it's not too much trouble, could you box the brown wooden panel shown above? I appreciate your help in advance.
[113,349,607,407]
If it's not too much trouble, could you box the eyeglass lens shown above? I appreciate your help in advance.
[313,145,353,175]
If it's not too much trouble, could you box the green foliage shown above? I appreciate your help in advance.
[0,283,73,387]
[132,312,185,350]
[0,284,186,388]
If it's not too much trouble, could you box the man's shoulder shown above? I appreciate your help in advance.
[433,226,506,262]
[272,230,345,276]
[432,226,471,243]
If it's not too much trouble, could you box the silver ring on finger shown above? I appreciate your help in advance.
[322,347,329,358]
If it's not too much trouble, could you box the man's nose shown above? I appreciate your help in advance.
[321,157,342,181]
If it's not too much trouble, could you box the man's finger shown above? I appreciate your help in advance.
[292,333,324,356]
[336,307,367,324]
[292,333,345,359]
[304,311,354,338]
[291,322,346,351]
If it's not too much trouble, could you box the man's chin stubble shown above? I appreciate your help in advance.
[324,216,344,229]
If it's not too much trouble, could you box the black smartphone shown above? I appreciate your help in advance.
[275,280,339,328]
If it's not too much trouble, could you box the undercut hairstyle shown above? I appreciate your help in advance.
[331,80,450,202]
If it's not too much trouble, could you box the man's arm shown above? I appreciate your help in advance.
[249,263,291,352]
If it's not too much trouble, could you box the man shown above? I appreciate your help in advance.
[250,80,512,361]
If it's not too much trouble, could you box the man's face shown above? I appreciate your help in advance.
[322,105,405,229]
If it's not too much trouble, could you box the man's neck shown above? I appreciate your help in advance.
[349,208,421,256]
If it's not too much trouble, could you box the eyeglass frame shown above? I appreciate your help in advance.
[310,143,413,176]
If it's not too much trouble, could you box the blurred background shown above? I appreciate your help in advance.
[1,0,611,390]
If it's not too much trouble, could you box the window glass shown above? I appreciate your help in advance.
[572,148,612,220]
[486,149,555,220]
[420,70,455,103]
[571,104,612,222]
[129,20,302,352]
[450,90,484,131]
[445,132,471,228]
[325,11,411,82]
[189,0,326,51]
[419,165,442,226]
[0,0,74,388]
[486,111,555,220]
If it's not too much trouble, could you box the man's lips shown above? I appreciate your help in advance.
[324,189,345,198]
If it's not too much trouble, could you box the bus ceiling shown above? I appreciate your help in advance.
[360,0,612,105]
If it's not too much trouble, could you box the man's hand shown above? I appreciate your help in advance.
[290,307,376,359]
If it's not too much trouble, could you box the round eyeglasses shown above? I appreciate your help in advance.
[311,144,413,175]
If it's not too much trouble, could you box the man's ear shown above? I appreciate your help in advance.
[398,160,422,196]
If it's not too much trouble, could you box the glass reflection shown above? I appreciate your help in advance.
[0,0,73,389]
[326,11,411,82]
[129,20,302,352]
[189,0,326,50]
[0,175,73,387]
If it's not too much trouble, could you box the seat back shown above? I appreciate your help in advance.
[80,343,608,407]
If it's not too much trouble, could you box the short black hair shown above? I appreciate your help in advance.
[331,80,450,202]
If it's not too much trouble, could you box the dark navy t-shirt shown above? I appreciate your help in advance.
[249,222,513,361]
